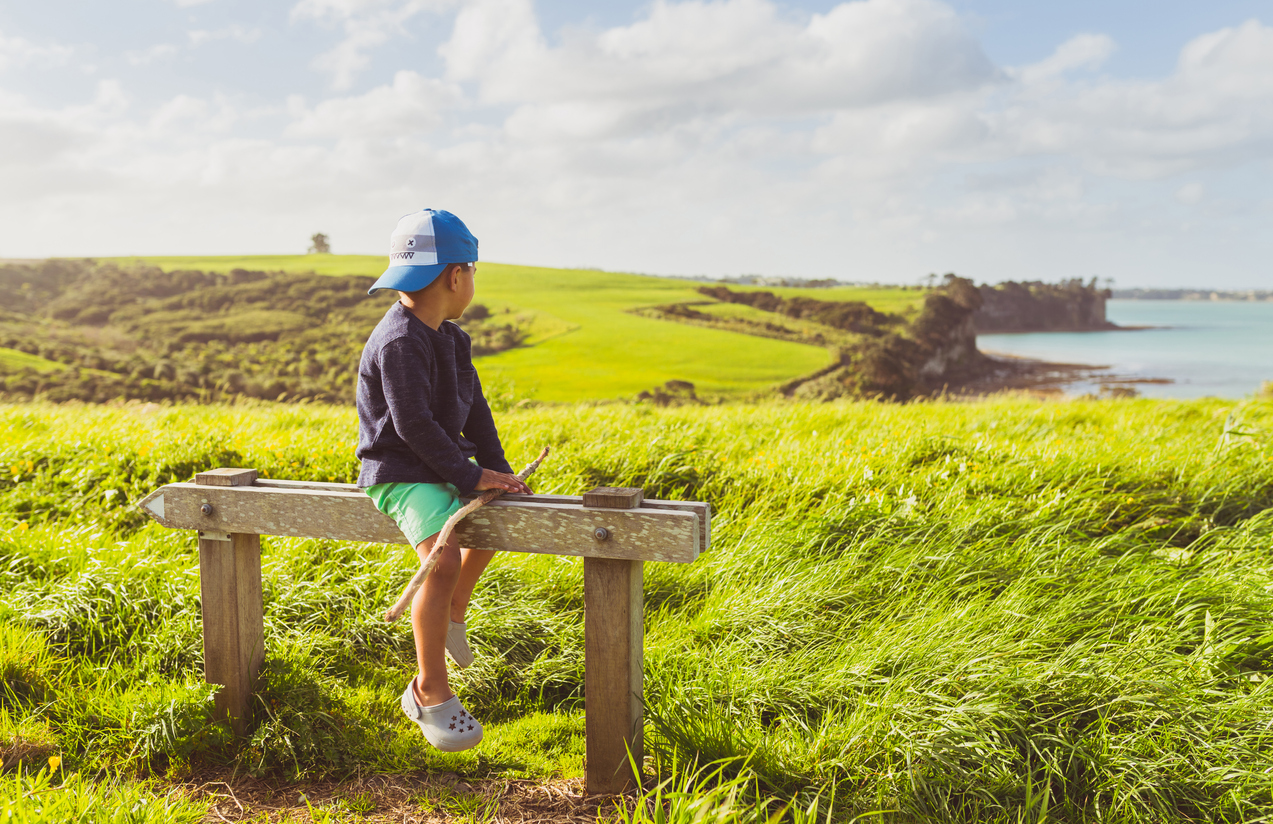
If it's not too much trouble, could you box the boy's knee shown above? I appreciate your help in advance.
[419,541,461,579]
[435,550,461,579]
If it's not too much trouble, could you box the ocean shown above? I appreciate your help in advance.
[976,300,1273,400]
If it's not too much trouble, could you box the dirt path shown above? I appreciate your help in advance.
[181,771,628,823]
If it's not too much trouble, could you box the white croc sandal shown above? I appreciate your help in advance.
[446,621,475,669]
[400,680,483,752]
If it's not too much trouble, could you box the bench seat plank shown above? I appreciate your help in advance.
[248,481,711,553]
[140,483,701,563]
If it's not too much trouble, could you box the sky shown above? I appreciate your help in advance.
[1,0,1270,288]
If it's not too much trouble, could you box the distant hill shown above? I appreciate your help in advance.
[0,256,843,403]
[0,260,528,404]
[1,255,1116,404]
[1112,288,1273,301]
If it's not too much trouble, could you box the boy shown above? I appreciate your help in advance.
[356,208,530,752]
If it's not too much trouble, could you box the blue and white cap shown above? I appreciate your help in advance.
[367,208,479,295]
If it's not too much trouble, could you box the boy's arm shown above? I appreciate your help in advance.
[462,374,515,475]
[380,337,485,494]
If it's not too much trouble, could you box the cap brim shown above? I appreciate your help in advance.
[367,263,448,295]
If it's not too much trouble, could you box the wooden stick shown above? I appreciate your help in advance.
[383,447,550,622]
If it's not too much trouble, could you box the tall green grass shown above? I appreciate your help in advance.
[0,765,205,823]
[2,396,1272,821]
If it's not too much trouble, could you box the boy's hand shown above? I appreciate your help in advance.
[475,468,532,495]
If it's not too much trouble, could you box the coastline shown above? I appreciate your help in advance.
[974,323,1160,334]
[946,352,1171,399]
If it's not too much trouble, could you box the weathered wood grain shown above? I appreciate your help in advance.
[496,492,711,554]
[583,487,643,509]
[253,478,360,492]
[196,468,259,487]
[584,484,645,795]
[584,557,643,794]
[139,484,702,563]
[198,480,711,553]
[199,532,263,737]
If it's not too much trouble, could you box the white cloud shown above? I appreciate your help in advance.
[93,79,128,113]
[312,25,390,91]
[291,0,403,17]
[993,20,1273,178]
[1175,182,1204,204]
[148,93,239,136]
[0,79,129,204]
[125,44,179,66]
[1,2,1272,287]
[188,26,263,46]
[0,30,74,71]
[810,96,989,176]
[445,0,997,134]
[124,25,261,68]
[0,109,88,172]
[1011,33,1115,86]
[291,0,452,90]
[285,70,462,137]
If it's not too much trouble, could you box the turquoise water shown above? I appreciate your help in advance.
[977,300,1273,399]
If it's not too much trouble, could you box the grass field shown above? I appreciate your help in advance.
[102,256,925,400]
[0,349,65,375]
[107,256,929,314]
[3,395,1273,821]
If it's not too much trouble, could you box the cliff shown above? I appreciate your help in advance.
[781,275,986,401]
[974,278,1114,333]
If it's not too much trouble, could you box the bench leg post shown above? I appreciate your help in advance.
[584,557,643,794]
[198,532,264,737]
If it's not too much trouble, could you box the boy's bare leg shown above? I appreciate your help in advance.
[451,548,496,623]
[411,532,462,707]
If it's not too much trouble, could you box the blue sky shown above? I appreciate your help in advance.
[1,0,1270,287]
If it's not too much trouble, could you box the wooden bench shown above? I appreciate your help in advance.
[138,468,709,794]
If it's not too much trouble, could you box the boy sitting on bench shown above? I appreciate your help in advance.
[355,208,530,752]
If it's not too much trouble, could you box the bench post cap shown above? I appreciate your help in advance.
[583,487,643,509]
[196,468,259,487]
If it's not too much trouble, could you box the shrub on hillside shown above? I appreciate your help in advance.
[697,286,899,334]
[0,263,531,404]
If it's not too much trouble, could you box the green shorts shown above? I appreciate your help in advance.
[366,479,464,548]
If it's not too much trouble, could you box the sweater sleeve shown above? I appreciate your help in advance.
[463,372,515,475]
[379,336,485,493]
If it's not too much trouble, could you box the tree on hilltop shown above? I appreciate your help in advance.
[308,233,331,254]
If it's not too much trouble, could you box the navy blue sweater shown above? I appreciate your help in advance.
[355,301,513,493]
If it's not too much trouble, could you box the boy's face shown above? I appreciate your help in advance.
[455,263,476,315]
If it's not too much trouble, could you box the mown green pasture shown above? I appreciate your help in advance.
[106,256,924,400]
[469,267,833,400]
[0,349,65,375]
[108,254,388,279]
[3,396,1273,821]
[110,256,928,314]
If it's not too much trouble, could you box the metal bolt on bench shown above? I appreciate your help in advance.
[139,471,709,794]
